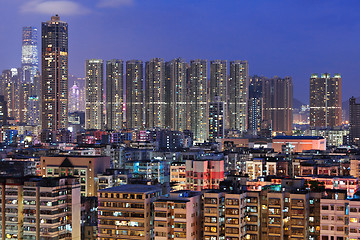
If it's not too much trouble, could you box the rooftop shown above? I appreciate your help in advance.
[99,184,161,193]
[273,136,325,140]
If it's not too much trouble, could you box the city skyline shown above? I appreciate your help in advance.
[1,1,360,103]
[1,3,360,240]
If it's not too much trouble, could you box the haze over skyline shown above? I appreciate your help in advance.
[1,0,360,103]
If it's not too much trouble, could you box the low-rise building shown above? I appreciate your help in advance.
[154,190,201,239]
[97,184,162,240]
[272,136,326,153]
[0,176,81,239]
[170,161,186,190]
[185,154,224,191]
[41,155,111,197]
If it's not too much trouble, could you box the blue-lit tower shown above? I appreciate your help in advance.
[22,27,39,84]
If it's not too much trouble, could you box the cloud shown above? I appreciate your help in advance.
[20,0,91,16]
[97,0,134,8]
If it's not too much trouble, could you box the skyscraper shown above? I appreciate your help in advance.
[41,15,68,131]
[22,26,39,84]
[85,59,105,130]
[189,59,208,142]
[106,59,124,131]
[19,83,30,123]
[126,60,144,130]
[228,60,249,133]
[209,60,228,102]
[349,97,360,145]
[3,69,21,121]
[165,58,187,131]
[0,95,7,126]
[310,73,342,128]
[209,97,225,141]
[69,83,80,113]
[145,58,166,129]
[248,76,264,134]
[28,96,40,125]
[262,76,293,134]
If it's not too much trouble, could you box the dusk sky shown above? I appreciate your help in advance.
[1,0,360,103]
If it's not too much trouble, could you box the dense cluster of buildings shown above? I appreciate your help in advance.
[0,14,360,240]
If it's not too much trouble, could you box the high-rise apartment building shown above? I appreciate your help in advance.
[166,58,188,131]
[349,97,360,145]
[210,60,227,102]
[209,98,225,141]
[310,73,342,128]
[106,59,124,131]
[85,59,105,130]
[29,71,41,125]
[189,59,208,142]
[41,15,68,131]
[262,76,293,134]
[22,27,39,84]
[2,69,20,120]
[98,185,162,239]
[145,58,166,129]
[28,96,40,125]
[0,176,81,239]
[19,83,30,123]
[248,76,263,135]
[126,60,144,129]
[228,60,249,133]
[0,95,7,126]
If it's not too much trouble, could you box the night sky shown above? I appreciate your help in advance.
[1,0,360,103]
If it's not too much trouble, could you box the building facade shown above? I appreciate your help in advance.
[41,15,68,131]
[228,60,249,133]
[349,96,360,145]
[98,185,162,240]
[262,76,293,134]
[0,177,81,239]
[22,26,39,84]
[154,191,202,239]
[126,60,144,130]
[85,59,105,130]
[145,58,166,129]
[106,59,124,131]
[209,98,225,141]
[189,60,208,142]
[166,58,188,132]
[310,73,342,128]
[40,155,111,197]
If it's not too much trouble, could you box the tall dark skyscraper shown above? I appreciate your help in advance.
[189,59,208,142]
[209,97,225,141]
[262,76,293,134]
[248,76,263,134]
[349,97,360,145]
[228,60,249,133]
[0,95,7,126]
[310,73,342,128]
[22,27,39,84]
[85,59,104,130]
[106,59,124,131]
[145,58,166,129]
[165,58,187,132]
[126,60,144,130]
[41,15,68,131]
